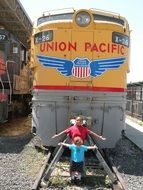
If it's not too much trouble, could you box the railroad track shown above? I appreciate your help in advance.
[1,123,142,190]
[32,136,128,190]
[104,149,128,190]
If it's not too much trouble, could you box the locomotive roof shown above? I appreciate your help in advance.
[37,7,129,29]
[42,8,121,17]
[0,0,32,48]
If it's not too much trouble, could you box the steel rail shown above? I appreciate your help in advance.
[32,151,51,190]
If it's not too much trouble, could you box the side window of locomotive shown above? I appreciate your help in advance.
[21,49,24,62]
[21,48,28,65]
[11,43,19,54]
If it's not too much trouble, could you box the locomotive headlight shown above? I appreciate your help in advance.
[75,11,91,27]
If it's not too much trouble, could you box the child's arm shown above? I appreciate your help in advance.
[58,142,70,147]
[88,130,106,140]
[87,145,98,150]
[52,129,67,138]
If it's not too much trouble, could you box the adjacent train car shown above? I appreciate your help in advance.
[0,26,32,123]
[126,82,143,120]
[30,8,130,148]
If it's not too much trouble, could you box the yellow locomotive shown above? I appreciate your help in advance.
[30,8,130,148]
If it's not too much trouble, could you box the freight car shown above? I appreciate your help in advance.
[0,26,32,123]
[30,8,130,148]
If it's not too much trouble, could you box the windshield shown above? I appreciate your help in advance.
[37,13,73,25]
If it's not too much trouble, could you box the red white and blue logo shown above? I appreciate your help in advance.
[72,58,90,78]
[37,55,126,78]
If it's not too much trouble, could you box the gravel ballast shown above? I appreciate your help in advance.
[0,134,143,190]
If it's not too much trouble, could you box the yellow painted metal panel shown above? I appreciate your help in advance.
[30,9,130,90]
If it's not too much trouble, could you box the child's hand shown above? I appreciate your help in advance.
[52,134,58,139]
[94,145,98,149]
[100,136,106,140]
[58,142,62,146]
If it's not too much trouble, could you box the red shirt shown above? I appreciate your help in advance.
[66,125,90,142]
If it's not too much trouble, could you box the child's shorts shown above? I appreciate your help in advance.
[70,161,84,173]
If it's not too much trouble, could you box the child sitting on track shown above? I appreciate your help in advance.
[58,136,97,184]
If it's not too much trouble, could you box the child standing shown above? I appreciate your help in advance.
[58,136,97,184]
[52,116,106,143]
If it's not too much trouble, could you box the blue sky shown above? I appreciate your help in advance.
[20,0,143,83]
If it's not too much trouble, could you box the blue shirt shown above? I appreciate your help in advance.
[68,144,88,162]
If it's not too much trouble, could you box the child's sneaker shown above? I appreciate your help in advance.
[77,174,81,180]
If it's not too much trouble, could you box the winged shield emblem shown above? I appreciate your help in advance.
[37,55,126,78]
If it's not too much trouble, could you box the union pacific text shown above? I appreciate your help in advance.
[40,42,126,55]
